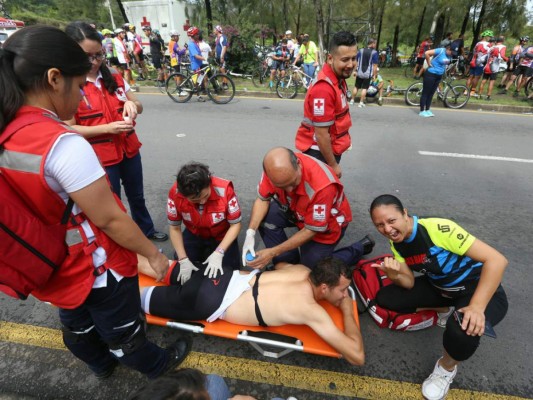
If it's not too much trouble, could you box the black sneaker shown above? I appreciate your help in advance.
[359,234,375,255]
[147,231,168,242]
[486,95,491,101]
[93,360,118,380]
[159,335,192,377]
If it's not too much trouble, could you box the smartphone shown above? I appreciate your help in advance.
[453,311,497,338]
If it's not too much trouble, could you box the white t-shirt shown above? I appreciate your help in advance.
[45,127,122,287]
[199,40,212,64]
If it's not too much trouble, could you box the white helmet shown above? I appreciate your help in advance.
[285,30,292,35]
[169,30,179,36]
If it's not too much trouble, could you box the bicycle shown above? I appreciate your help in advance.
[165,63,235,104]
[276,65,316,99]
[404,76,470,109]
[402,52,418,78]
[145,54,172,93]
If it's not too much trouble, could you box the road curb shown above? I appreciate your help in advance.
[136,86,533,114]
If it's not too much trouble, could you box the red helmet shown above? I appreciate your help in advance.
[187,26,199,37]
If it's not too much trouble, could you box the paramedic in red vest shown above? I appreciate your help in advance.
[65,22,168,243]
[0,26,190,380]
[167,162,242,283]
[294,31,356,179]
[242,147,374,270]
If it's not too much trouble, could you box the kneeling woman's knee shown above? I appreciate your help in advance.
[443,317,481,362]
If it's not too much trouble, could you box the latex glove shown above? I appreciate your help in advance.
[177,257,198,285]
[203,251,224,279]
[242,228,256,265]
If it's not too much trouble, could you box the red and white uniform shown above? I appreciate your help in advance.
[257,153,352,245]
[470,40,491,67]
[167,177,241,241]
[0,106,137,309]
[74,72,141,166]
[295,63,352,156]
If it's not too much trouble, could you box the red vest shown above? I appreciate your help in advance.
[258,153,352,244]
[295,64,352,156]
[1,106,137,309]
[167,177,241,241]
[74,73,142,166]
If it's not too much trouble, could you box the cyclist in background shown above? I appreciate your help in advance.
[414,36,433,79]
[292,34,319,86]
[466,30,493,97]
[143,25,165,87]
[499,36,529,93]
[187,26,208,102]
[269,38,291,88]
[214,25,229,89]
[478,37,508,100]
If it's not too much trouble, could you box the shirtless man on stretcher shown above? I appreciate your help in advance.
[138,256,365,365]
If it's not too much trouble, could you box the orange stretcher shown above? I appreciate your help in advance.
[139,273,360,359]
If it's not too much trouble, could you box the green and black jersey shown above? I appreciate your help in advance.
[391,216,482,289]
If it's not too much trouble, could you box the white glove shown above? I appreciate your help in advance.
[203,251,224,279]
[177,257,199,285]
[242,228,256,265]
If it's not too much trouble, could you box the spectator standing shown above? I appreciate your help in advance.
[414,36,433,78]
[112,28,132,86]
[466,30,493,97]
[295,31,356,177]
[478,37,508,100]
[143,25,166,87]
[241,147,374,270]
[419,43,452,117]
[0,25,189,381]
[293,34,319,86]
[500,37,532,96]
[186,26,208,102]
[285,30,296,58]
[351,38,379,108]
[65,22,168,242]
[439,32,453,48]
[269,38,290,88]
[499,36,528,90]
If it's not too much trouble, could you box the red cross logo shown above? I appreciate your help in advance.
[315,99,323,108]
[229,199,237,208]
[316,205,324,214]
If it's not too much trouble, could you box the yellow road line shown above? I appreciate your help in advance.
[0,321,526,399]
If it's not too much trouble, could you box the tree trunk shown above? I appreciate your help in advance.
[314,0,325,65]
[204,0,213,33]
[282,0,288,34]
[470,0,487,52]
[115,0,128,23]
[414,5,426,53]
[376,4,385,52]
[393,23,399,64]
[460,5,471,36]
[295,0,303,35]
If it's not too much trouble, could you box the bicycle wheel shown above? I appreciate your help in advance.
[252,68,267,88]
[207,74,235,104]
[165,73,193,103]
[404,82,423,106]
[443,84,469,109]
[276,75,298,99]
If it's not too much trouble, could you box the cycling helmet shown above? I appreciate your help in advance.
[101,28,112,36]
[481,30,494,37]
[187,26,199,37]
[169,30,179,36]
[520,36,529,42]
[114,28,124,34]
[429,35,435,41]
[215,25,223,33]
[142,25,151,31]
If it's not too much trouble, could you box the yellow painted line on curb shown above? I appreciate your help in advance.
[0,321,527,400]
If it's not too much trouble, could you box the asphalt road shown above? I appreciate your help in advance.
[1,94,532,400]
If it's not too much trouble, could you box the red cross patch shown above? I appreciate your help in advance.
[313,204,326,221]
[167,199,177,217]
[212,212,225,224]
[228,196,239,214]
[313,98,325,116]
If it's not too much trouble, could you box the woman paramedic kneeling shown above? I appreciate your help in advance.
[369,194,508,400]
[0,26,189,379]
[65,21,167,242]
[167,162,242,283]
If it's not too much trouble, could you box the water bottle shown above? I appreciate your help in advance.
[246,252,256,262]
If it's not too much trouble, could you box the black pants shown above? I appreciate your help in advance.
[376,276,508,361]
[420,71,442,111]
[303,148,341,165]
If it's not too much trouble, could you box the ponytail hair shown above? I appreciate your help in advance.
[0,25,91,132]
[65,21,118,94]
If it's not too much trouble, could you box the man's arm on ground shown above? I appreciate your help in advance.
[305,299,364,365]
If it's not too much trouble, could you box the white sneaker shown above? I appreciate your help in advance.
[437,307,454,328]
[358,102,365,108]
[422,358,457,400]
[349,99,354,105]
